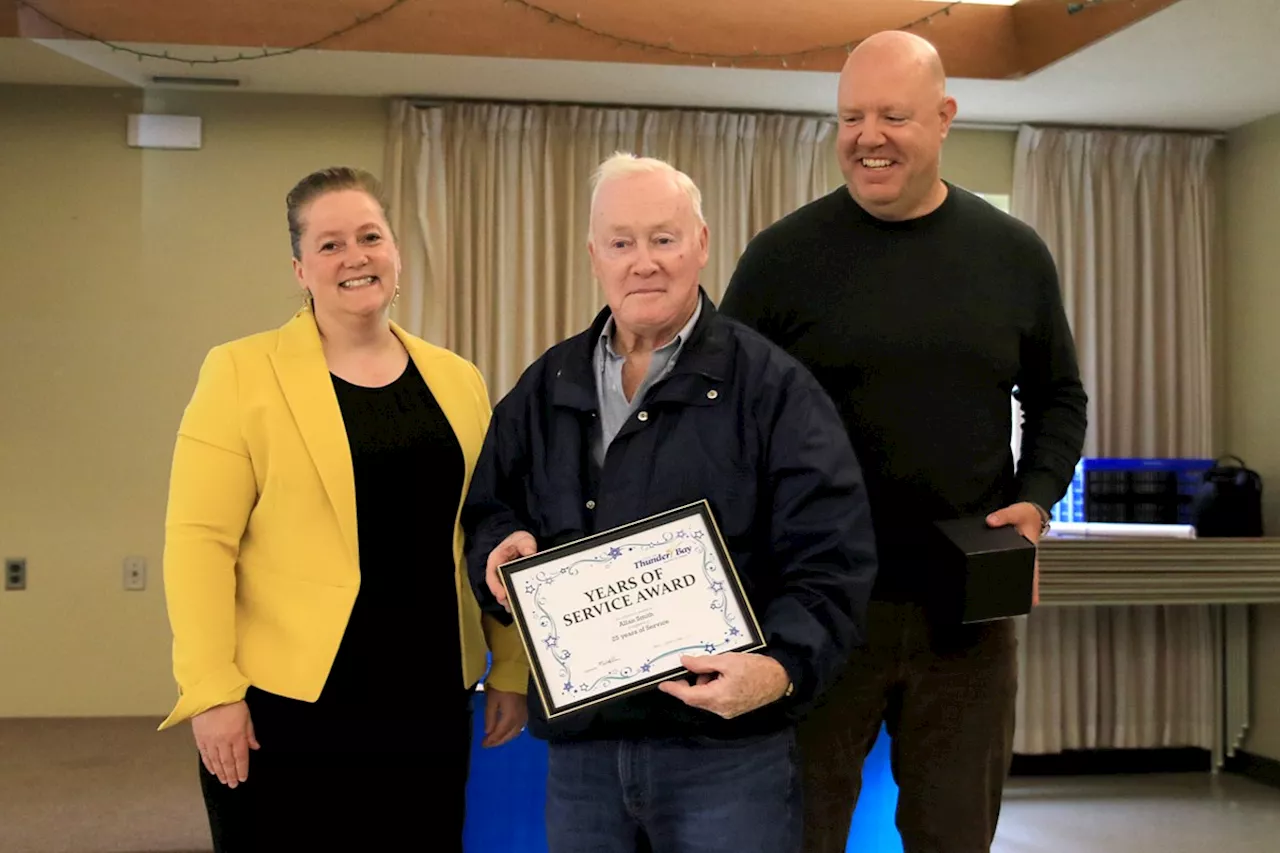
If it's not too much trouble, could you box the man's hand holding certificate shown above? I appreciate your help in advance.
[485,530,537,610]
[489,502,768,720]
[657,651,791,720]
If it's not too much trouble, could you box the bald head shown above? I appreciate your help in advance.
[843,30,946,100]
[834,30,956,221]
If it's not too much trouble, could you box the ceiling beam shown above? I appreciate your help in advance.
[6,0,1188,80]
[1,0,21,38]
[1012,0,1183,76]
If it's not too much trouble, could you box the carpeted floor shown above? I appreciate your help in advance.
[4,716,1279,853]
[0,717,209,853]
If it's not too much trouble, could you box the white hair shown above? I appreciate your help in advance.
[587,152,706,241]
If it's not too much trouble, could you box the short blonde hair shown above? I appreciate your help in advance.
[588,152,706,241]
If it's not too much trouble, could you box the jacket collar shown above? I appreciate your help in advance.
[550,288,731,412]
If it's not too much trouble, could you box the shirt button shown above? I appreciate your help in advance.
[586,500,596,510]
[637,411,649,422]
[706,389,719,400]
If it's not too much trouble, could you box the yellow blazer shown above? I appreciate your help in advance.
[158,310,527,730]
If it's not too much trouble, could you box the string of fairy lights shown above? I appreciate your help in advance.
[13,0,413,65]
[13,0,1123,69]
[498,0,965,68]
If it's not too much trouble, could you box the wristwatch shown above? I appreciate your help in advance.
[1031,502,1051,536]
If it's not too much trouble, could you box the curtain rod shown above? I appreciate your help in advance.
[402,94,837,120]
[400,96,1227,139]
[951,121,1226,139]
[1016,120,1226,140]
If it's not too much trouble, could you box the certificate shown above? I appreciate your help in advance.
[498,500,766,719]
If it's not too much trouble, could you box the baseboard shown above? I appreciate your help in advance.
[1223,750,1280,789]
[1010,747,1211,776]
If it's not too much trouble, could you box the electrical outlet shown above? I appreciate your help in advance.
[4,558,25,591]
[123,556,146,591]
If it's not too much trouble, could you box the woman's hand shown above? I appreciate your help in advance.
[191,700,260,788]
[481,687,527,748]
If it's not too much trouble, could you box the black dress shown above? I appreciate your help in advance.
[199,358,472,851]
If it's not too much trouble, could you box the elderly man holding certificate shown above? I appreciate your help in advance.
[462,152,878,853]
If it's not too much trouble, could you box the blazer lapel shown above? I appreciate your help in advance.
[269,311,359,566]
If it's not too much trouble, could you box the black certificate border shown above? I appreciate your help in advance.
[498,499,766,720]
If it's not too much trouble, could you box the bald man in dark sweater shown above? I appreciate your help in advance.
[721,30,1087,853]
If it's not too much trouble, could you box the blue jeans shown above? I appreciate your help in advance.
[545,727,802,853]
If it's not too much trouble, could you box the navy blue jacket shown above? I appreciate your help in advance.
[462,292,877,742]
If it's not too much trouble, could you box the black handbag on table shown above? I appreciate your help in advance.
[1190,455,1264,537]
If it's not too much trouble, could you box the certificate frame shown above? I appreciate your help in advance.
[498,500,766,720]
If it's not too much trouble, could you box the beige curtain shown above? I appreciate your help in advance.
[385,99,840,398]
[1011,125,1227,756]
[1012,126,1217,457]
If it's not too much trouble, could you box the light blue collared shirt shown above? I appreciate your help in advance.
[591,298,704,466]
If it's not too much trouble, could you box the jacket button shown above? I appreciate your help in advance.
[706,389,718,400]
[586,500,596,510]
[637,411,649,422]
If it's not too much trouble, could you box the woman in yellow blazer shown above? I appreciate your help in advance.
[159,166,527,851]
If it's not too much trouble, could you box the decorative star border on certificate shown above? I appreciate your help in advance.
[524,527,743,699]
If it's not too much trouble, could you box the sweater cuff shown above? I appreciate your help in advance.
[1017,471,1068,520]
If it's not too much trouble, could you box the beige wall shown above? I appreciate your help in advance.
[0,85,386,717]
[1248,605,1280,760]
[941,128,1017,195]
[1224,111,1280,762]
[0,80,1014,718]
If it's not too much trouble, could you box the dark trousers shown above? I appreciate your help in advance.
[198,721,472,851]
[798,602,1018,853]
[545,727,802,853]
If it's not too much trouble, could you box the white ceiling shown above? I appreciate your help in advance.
[2,0,1277,131]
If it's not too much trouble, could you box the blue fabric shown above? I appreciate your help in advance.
[463,690,549,853]
[846,724,903,853]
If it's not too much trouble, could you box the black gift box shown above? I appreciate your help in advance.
[925,517,1037,624]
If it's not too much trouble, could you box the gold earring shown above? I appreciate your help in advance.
[392,284,401,307]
